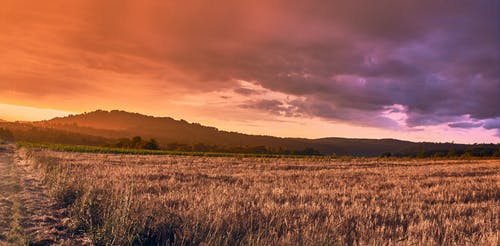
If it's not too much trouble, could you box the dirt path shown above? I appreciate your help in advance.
[0,145,90,245]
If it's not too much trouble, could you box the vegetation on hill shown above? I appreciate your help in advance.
[0,122,109,146]
[105,136,160,150]
[0,110,498,157]
[380,144,500,158]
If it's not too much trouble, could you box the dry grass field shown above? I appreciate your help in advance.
[18,148,499,245]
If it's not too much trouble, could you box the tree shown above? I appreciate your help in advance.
[132,136,142,148]
[143,139,160,150]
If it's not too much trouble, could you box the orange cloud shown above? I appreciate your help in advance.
[0,1,498,143]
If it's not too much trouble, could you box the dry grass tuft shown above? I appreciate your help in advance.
[22,148,499,245]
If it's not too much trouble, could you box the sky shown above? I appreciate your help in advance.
[0,0,499,143]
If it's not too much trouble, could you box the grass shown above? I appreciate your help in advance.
[20,147,499,245]
[0,147,30,245]
[17,142,323,158]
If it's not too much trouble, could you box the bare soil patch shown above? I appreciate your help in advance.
[0,145,90,245]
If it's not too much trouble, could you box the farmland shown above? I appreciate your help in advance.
[1,146,499,245]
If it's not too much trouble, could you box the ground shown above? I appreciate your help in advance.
[0,145,90,245]
[0,144,498,245]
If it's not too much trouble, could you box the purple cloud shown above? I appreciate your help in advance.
[483,118,500,130]
[448,122,483,129]
[1,0,498,135]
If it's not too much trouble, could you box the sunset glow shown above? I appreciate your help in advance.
[1,1,498,143]
[0,103,73,122]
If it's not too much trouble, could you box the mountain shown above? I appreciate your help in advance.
[36,110,312,150]
[22,109,469,156]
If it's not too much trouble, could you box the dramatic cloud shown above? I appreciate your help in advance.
[449,122,484,129]
[0,0,498,142]
[483,118,500,130]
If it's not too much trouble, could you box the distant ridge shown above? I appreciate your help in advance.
[14,109,467,156]
[37,109,311,150]
[45,110,179,131]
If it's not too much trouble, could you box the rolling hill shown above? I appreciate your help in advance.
[0,109,488,156]
[36,110,316,151]
[33,110,469,155]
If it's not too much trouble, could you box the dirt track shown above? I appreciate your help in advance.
[0,145,89,245]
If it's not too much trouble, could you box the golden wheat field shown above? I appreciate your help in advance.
[19,148,499,245]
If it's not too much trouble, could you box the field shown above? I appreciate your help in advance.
[16,142,311,158]
[4,147,500,245]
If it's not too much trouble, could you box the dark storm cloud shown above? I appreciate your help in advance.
[289,98,403,129]
[483,118,500,130]
[1,0,498,131]
[131,0,497,129]
[241,99,301,117]
[448,122,484,129]
[234,0,500,128]
[482,118,500,137]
